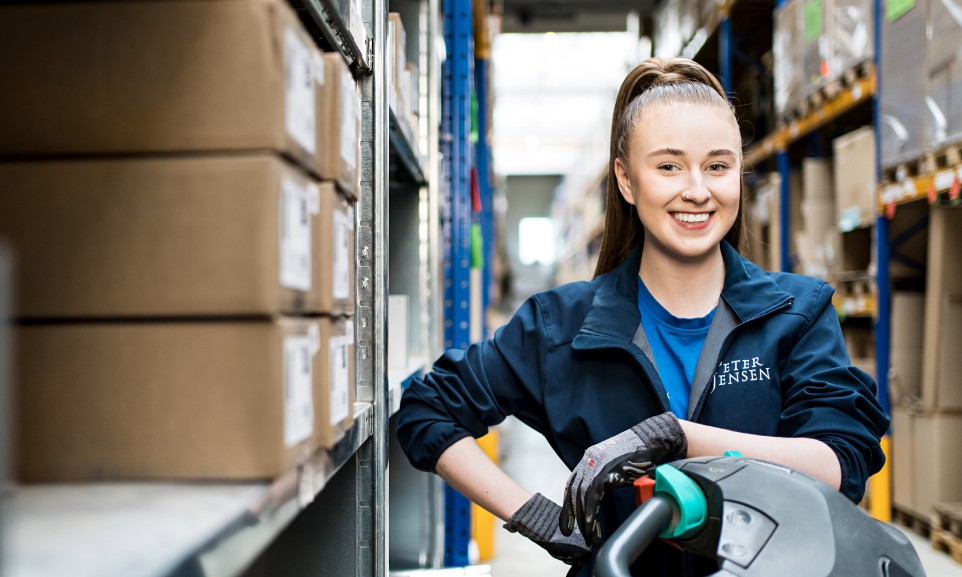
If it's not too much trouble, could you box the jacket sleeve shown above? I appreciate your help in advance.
[778,282,889,503]
[395,295,551,472]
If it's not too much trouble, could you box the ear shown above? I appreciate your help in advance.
[613,158,636,206]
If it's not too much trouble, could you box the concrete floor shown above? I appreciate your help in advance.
[488,417,962,577]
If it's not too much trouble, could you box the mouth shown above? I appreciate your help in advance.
[672,212,712,224]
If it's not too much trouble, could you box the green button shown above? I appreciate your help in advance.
[723,450,744,458]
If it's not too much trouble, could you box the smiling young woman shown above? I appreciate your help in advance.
[396,57,888,577]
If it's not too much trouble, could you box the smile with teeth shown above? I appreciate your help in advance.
[672,212,711,223]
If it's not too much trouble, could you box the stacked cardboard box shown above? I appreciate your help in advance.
[388,12,420,151]
[832,127,877,232]
[0,0,359,482]
[893,207,962,519]
[794,159,839,278]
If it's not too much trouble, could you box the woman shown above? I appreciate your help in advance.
[396,57,888,576]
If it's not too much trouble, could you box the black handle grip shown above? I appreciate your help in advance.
[594,495,675,577]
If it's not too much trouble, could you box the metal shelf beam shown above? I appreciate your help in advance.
[5,404,374,577]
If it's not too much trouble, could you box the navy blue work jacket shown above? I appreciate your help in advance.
[396,242,888,576]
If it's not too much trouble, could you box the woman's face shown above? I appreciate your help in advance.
[613,101,742,263]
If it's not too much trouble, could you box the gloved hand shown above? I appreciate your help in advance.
[560,412,687,545]
[504,492,591,565]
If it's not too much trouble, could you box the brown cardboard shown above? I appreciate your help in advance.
[318,183,356,316]
[15,319,328,481]
[0,155,352,318]
[914,411,962,517]
[891,406,916,515]
[922,208,962,410]
[832,127,876,230]
[315,316,356,448]
[0,0,321,177]
[890,292,925,402]
[315,51,361,197]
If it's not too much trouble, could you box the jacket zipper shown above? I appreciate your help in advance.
[688,298,794,423]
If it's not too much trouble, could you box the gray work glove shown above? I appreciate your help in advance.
[560,412,688,545]
[504,492,591,565]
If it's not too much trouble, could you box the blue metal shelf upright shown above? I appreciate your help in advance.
[441,0,474,566]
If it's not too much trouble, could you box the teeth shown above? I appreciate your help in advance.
[674,212,709,223]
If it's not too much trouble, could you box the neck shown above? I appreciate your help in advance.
[639,242,725,318]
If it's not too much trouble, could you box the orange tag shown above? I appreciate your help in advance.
[886,202,897,219]
[929,181,939,205]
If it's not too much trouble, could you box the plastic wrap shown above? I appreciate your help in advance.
[880,0,928,167]
[774,0,803,115]
[925,0,962,147]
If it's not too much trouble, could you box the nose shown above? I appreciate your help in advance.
[682,173,710,203]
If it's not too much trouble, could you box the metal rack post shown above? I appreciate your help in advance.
[441,0,474,567]
[357,0,389,571]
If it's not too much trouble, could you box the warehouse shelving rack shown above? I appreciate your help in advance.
[686,0,895,519]
[2,0,445,574]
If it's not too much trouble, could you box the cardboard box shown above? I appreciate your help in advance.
[922,207,962,410]
[15,319,331,481]
[388,13,407,106]
[890,292,925,402]
[0,0,322,177]
[316,316,356,448]
[315,51,361,198]
[320,184,357,317]
[388,294,411,371]
[890,406,916,514]
[832,127,877,231]
[0,155,352,318]
[914,411,962,517]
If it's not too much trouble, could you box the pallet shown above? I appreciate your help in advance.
[935,502,962,538]
[779,60,875,124]
[929,143,962,172]
[881,156,927,187]
[893,505,932,538]
[931,529,962,564]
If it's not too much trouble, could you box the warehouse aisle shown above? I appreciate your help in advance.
[489,417,962,577]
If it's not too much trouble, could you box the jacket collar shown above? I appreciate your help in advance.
[574,241,793,347]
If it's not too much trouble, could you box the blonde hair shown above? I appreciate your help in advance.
[594,57,745,277]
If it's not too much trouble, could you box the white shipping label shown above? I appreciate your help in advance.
[329,336,351,425]
[333,208,352,299]
[284,28,317,154]
[312,50,326,86]
[280,178,313,291]
[341,78,359,173]
[284,335,315,447]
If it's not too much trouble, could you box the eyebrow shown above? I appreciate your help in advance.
[647,148,738,158]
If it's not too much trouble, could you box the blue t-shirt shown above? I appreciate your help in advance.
[637,277,715,419]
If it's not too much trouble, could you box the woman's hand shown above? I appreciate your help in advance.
[560,412,688,544]
[504,493,591,565]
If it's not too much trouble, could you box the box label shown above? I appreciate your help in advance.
[333,206,353,300]
[285,28,317,155]
[280,178,315,291]
[886,0,915,21]
[341,76,359,176]
[330,335,351,425]
[804,0,824,42]
[284,335,315,447]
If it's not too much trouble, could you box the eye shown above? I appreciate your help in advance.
[657,163,680,173]
[707,162,730,172]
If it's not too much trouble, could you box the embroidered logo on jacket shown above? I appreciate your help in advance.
[710,357,771,393]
